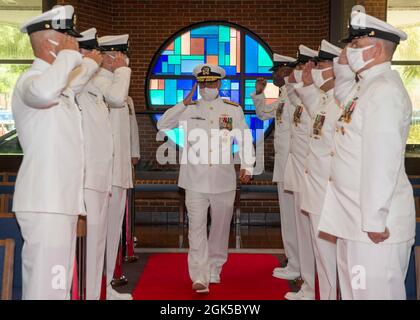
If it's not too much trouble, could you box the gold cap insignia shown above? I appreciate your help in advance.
[73,14,77,25]
[45,23,50,29]
[202,66,211,75]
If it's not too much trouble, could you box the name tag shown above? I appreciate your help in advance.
[190,117,206,121]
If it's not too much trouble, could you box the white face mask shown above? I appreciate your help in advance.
[48,39,59,59]
[199,87,219,101]
[346,44,375,73]
[293,69,303,83]
[311,67,333,88]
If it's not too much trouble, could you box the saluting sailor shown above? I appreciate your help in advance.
[283,45,318,300]
[91,34,135,300]
[12,5,84,300]
[319,11,416,300]
[251,54,301,281]
[69,28,114,300]
[295,40,343,300]
[157,64,255,295]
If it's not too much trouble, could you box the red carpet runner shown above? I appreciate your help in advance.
[132,253,291,300]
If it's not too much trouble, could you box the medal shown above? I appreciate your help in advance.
[313,114,326,136]
[276,103,285,123]
[293,105,304,126]
[219,115,233,131]
[338,85,360,124]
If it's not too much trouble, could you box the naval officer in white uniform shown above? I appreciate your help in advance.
[283,45,318,300]
[68,28,114,300]
[92,34,135,300]
[251,54,300,281]
[319,11,416,300]
[12,5,84,300]
[296,40,342,300]
[157,64,255,294]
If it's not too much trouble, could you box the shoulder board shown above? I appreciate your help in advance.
[222,99,240,107]
[188,101,198,106]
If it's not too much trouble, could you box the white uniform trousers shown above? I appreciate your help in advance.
[277,183,299,274]
[185,189,236,286]
[309,213,337,300]
[15,212,78,300]
[294,192,315,295]
[337,238,413,300]
[106,186,127,285]
[85,189,110,300]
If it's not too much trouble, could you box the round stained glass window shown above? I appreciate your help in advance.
[147,21,279,149]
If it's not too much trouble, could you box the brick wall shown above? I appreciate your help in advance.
[55,0,387,219]
[356,0,387,20]
[57,0,113,35]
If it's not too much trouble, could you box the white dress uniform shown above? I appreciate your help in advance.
[298,86,341,300]
[319,12,416,300]
[157,64,255,289]
[92,64,132,288]
[283,45,317,300]
[12,5,84,300]
[93,35,137,290]
[251,54,299,277]
[71,28,114,300]
[296,41,343,300]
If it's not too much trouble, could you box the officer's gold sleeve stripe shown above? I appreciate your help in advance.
[222,100,240,107]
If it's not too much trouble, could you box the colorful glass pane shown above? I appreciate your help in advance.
[245,35,273,76]
[153,25,241,76]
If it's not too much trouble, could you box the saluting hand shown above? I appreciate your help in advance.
[112,52,128,71]
[84,50,103,66]
[368,228,390,244]
[57,35,79,53]
[239,169,252,184]
[302,61,314,87]
[255,78,267,95]
[183,82,198,106]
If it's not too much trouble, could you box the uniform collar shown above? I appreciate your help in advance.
[97,67,114,79]
[199,96,222,105]
[358,62,391,83]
